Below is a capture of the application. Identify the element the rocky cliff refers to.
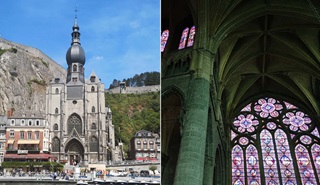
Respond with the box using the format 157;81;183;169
0;38;66;115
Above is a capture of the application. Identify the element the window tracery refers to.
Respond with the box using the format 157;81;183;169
231;97;320;185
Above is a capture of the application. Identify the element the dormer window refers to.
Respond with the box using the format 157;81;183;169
28;120;32;126
11;119;15;125
36;120;40;126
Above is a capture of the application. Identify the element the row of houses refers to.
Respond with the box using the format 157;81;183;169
0;110;160;165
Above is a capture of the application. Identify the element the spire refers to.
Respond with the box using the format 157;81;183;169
71;5;80;45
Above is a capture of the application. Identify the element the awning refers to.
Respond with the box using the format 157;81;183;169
17;140;40;144
4;153;56;160
7;140;14;144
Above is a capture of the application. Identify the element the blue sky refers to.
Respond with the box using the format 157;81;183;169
0;0;160;88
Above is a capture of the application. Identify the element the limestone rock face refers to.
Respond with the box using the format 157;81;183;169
0;38;66;115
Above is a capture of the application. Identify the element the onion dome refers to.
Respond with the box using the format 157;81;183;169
66;17;86;65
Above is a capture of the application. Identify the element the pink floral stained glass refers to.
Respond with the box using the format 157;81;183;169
186;26;196;47
254;97;282;118
233;114;259;133
283;111;311;132
232;145;245;185
178;27;189;49
160;30;169;52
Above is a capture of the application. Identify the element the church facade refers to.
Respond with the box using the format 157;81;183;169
46;17;115;165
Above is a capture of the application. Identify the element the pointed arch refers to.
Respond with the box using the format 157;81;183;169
67;113;82;135
178;27;189;49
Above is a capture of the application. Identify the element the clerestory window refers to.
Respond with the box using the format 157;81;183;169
178;26;196;50
231;97;320;185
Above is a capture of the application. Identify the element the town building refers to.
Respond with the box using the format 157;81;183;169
129;130;160;162
0;115;8;164
4;110;54;162
161;0;320;185
46;16;116;166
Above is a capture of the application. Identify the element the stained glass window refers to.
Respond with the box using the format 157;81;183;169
187;26;196;47
161;30;169;52
178;27;189;50
178;26;196;50
231;97;320;185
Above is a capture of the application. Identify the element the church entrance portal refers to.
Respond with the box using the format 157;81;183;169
65;139;84;165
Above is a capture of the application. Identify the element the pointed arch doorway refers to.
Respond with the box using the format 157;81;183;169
65;139;84;165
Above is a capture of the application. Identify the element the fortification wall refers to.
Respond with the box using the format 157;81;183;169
105;85;160;94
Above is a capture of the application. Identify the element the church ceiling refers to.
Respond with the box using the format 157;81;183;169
162;0;320;121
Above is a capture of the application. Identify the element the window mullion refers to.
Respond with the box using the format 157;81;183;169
272;131;283;185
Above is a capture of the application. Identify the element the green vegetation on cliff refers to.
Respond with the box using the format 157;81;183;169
105;92;160;152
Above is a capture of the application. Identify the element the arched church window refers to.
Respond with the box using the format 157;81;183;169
90;136;98;152
55;88;59;94
67;114;82;135
91;123;96;130
178;26;196;50
161;29;169;52
92;106;95;113
187;26;196;47
91;86;95;92
52;137;60;152
73;64;77;72
231;97;320;185
54;123;58;131
178;27;189;50
55;108;59;114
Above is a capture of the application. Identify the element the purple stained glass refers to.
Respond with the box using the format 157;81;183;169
232;145;245;184
254;97;282;118
239;137;249;145
300;135;312;145
186;26;195;47
283;110;311;132
160;30;169;52
311;128;320;137
260;129;279;184
241;103;251;112
232;97;320;185
233;114;258;133
295;144;316;184
267;122;277;130
284;101;297;109
275;129;297;184
312;144;320;182
246;145;260;185
178;27;189;49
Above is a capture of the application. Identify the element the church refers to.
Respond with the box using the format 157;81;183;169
161;0;320;185
46;16;115;165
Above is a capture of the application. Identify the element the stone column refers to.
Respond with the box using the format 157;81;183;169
173;49;212;185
